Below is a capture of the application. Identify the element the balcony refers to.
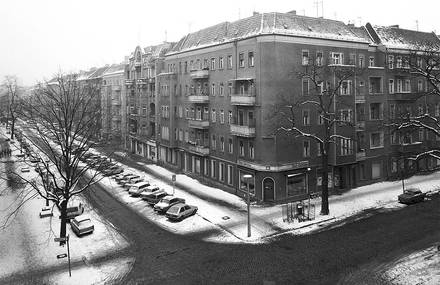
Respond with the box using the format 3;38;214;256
230;124;256;137
388;92;423;101
356;151;366;161
230;94;256;106
188;119;210;129
188;95;210;104
188;144;210;156
125;79;134;86
190;69;209;80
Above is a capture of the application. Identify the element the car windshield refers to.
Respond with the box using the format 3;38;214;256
167;206;180;214
78;219;92;227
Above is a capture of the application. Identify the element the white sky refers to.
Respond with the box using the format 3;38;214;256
1;0;439;86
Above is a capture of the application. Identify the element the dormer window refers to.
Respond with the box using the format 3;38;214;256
369;57;375;67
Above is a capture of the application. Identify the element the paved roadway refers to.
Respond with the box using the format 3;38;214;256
83;179;440;284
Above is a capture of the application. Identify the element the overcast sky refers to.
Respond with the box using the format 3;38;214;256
1;0;439;86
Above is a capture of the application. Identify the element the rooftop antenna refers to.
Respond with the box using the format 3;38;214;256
415;20;419;31
314;0;323;17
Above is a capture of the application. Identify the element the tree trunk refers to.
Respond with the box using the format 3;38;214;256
59;199;68;245
10;118;14;140
320;140;330;215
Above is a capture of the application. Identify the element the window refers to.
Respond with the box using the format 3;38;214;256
239;53;245;68
372;162;382;179
390;131;399;145
220;110;224;124
239;140;245;156
404;79;411;93
417;57;423;68
418;80;423;92
184;130;189;142
340;80;352;95
228;82;233;95
389;104;396;119
249;142;254;159
370;132;384;148
228;110;232;124
369;77;383;94
211;160;216;178
303;140;310;157
418;128;424;141
396;56;402;68
219;83;224;96
219;162;225;182
318;112;324;125
211;83;216;96
396;79;403;93
340;138;353;156
211;134;216;149
317;142;323;156
418;104;423;115
302;79;309;95
220;137;225;152
331;52;344;65
388;55;394;69
204;107;209;119
210;58;216;70
359;54;365;68
340;109;353;122
227;55;233;69
401;131;412;144
179;129;183;141
302;50;309;65
370;103;382;120
369;56;375;67
316;51;323;66
228;138;233;153
389;79;395;94
211;109;216;122
248;52;254;67
302;109;310;125
219;57;224;69
287;174;307;197
349;53;356;65
227;165;233;185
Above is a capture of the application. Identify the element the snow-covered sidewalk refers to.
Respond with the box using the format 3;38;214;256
95;149;440;242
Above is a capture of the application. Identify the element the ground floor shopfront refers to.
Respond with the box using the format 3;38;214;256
128;136;157;162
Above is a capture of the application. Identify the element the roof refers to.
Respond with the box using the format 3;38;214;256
88;66;110;79
169;12;372;54
102;63;125;77
369;24;440;50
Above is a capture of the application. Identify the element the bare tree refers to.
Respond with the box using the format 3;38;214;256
272;60;359;215
2;75;22;139
6;73;107;242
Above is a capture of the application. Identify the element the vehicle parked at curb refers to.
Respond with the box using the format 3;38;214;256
154;196;185;213
39;206;53;218
102;165;123;176
128;181;151;197
21;167;30;173
398;188;426;204
141;190;168;205
166;203;198;221
70;215;94;236
119;174;140;185
123;178;144;190
115;173;133;182
60;202;85;220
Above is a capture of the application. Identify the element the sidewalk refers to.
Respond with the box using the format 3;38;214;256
95;147;440;242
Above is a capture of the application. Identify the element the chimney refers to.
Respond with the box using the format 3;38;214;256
288;10;297;15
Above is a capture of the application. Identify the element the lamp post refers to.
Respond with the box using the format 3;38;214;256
243;174;253;237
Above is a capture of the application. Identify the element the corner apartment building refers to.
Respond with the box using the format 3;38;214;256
101;64;125;143
149;11;440;203
124;43;172;161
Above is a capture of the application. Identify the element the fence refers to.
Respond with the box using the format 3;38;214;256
282;200;316;223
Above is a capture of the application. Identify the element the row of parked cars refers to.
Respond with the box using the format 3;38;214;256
80;153;124;176
115;173;198;221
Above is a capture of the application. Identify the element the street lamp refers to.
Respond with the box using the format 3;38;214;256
243;174;253;237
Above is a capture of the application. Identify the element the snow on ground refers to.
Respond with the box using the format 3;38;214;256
0;130;133;284
382;245;440;284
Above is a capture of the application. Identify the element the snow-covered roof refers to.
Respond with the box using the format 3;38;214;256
169;12;372;54
102;63;125;77
371;24;440;50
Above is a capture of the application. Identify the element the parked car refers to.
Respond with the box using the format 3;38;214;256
398;188;426;204
102;165;123;176
119;174;140;185
141;190;168;205
61;202;85;220
128;181;151;196
123;178;144;190
39;206;53;218
21;167;30;173
166;203;198;221
154;196;185;213
70;215;94;236
115;173;133;182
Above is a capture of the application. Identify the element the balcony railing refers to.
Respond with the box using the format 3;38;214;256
188;95;210;103
190;69;209;80
230;124;256;137
230;94;256;106
125;79;134;85
188;144;210;156
188;119;210;129
388;92;423;101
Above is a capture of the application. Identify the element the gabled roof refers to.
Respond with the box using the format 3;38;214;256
368;24;440;50
169;12;372;54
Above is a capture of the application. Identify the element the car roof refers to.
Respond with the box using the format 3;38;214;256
169;203;186;209
74;215;91;222
134;181;149;187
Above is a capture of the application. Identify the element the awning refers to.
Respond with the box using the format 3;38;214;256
287;173;305;178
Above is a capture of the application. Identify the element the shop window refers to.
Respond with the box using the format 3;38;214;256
286;174;307;197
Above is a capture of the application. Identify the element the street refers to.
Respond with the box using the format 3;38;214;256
81;177;440;284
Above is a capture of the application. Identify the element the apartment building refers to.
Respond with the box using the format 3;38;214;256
124;43;172;161
101;64;125;143
148;11;440;203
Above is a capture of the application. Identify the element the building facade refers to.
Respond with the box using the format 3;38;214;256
124;11;440;203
